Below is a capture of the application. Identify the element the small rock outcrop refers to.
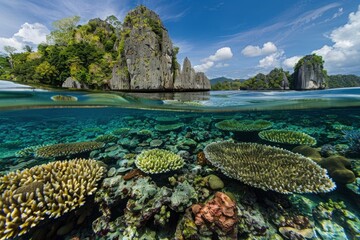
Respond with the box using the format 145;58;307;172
109;6;210;91
62;77;89;89
281;72;289;90
293;54;327;90
173;57;210;90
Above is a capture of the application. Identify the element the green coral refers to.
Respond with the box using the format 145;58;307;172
259;130;317;146
319;156;356;183
203;141;336;194
215;119;273;132
154;123;184;132
135;149;184;174
292;145;322;163
35;141;104;158
95;134;118;143
50;95;78;101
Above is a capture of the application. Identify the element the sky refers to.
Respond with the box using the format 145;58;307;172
0;0;359;79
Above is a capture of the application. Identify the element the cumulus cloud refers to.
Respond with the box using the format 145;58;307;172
194;47;233;72
258;50;284;69
312;5;360;74
205;47;233;61
282;56;302;69
194;61;215;72
0;22;49;53
14;23;49;44
241;42;278;57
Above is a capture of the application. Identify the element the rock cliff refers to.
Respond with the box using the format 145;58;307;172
294;54;327;90
109;5;210;91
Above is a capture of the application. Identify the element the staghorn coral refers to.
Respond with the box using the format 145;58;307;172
135;149;184;174
215;119;273;132
35;141;104;158
0;158;106;239
203;141;336;194
192;192;238;238
259;130;317;146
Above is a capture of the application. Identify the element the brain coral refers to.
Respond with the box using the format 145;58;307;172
0;158;106;239
215;119;272;132
35;141;104;158
135;149;184;174
203;141;335;194
259;130;317;146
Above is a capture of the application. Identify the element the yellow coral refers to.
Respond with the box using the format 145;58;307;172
203;141;335;194
35;141;104;158
0;158;106;239
135;149;184;174
215;119;272;132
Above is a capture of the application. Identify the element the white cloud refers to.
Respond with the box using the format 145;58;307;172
312;5;360;74
194;61;214;72
0;37;23;52
215;63;229;68
283;56;302;69
258;50;284;69
194;47;233;72
0;22;49;53
241;42;277;57
205;47;233;61
14;23;49;44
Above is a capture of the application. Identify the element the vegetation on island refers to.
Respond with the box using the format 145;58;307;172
212;68;291;90
212;54;360;90
0;15;120;88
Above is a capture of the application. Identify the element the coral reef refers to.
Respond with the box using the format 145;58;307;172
191;192;238;238
35;141;104;158
319;155;356;183
259;130;317;146
292;145;322;162
215;119;273;132
95;134;119;143
50;95;78;101
0;158;106;239
204;141;336;194
154;123;185;132
135;148;184;174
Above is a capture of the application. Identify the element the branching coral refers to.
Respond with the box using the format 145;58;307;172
135;149;184;174
215;119;272;132
259;130;317;146
0;158;106;239
35;141;104;158
203;141;335;194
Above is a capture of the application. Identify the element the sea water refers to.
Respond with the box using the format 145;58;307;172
0;81;359;239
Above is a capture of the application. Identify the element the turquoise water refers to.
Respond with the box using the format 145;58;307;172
0;81;360;239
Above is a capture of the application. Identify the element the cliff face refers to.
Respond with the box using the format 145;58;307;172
294;55;327;90
109;6;210;91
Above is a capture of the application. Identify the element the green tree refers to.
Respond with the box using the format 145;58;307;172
23;45;33;53
47;16;81;45
3;45;17;68
35;61;58;84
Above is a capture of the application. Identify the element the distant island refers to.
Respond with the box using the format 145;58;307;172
211;54;360;91
0;5;210;92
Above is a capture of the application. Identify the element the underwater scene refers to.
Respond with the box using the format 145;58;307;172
1;85;360;240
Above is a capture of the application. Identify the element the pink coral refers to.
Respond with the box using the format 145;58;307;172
192;192;238;234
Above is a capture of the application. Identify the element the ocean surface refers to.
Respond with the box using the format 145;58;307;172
0;80;359;239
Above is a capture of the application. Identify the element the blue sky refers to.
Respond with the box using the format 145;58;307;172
0;0;359;79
